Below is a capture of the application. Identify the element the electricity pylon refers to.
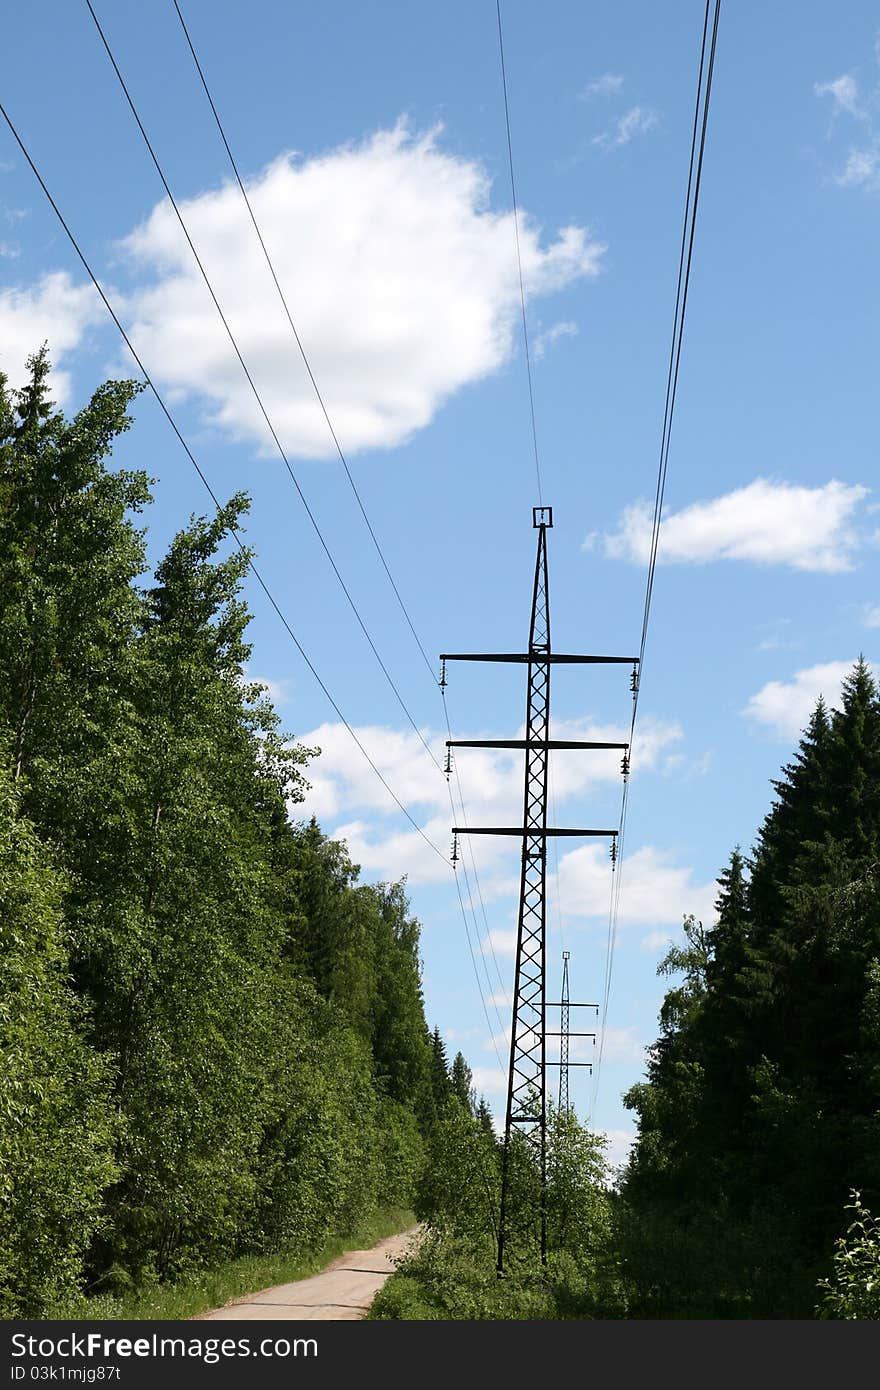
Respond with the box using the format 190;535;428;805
558;951;572;1114
442;506;637;1271
546;951;599;1117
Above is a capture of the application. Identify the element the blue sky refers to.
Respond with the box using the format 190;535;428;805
2;1;879;1167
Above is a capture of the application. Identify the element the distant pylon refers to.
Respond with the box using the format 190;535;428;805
558;951;571;1114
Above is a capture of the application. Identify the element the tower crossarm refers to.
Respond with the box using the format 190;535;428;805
447;739;629;751
453;826;617;838
439;652;638;665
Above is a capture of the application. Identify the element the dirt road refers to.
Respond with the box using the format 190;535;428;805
197;1228;419;1321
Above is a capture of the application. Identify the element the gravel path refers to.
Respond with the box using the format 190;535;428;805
197;1228;419;1321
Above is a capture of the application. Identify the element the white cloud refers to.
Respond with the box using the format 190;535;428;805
534;319;578;359
864;605;880;629
470;1064;507;1100
330;815;453;885
600;478;869;573
814;73;863;119
558;842;718;927
482;929;517;960
593;106;658;151
601;1127;636;1170
836;144;880;191
640;928;678;954
581;73;625;99
487;989;512;1010
119;122;604;458
814;54;880;193
0;272;104;405
597;1026;645;1064
0;241;20;260
743;659;875;740
294;721;444;822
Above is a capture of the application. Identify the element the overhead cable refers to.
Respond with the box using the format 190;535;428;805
593;0;722;1112
85;0;442;778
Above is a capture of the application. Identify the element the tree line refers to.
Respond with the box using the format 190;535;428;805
0;351;484;1317
619;656;880;1316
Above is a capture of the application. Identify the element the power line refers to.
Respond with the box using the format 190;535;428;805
167;0;512;1028
593;0;722;1111
442;688;508;998
495;0;543;507
90;0;518;1070
169;0;437;687
84;0;442;779
0;94;446;869
168;0;515;1028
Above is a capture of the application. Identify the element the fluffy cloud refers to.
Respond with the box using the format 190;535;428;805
599;478;869;572
865;605;880;629
118;122;604;458
558;842;718;927
470;1065;507;1101
330;815;453;885
592;106;658;151
0;272;104;405
743;660;875;740
596;1026;645;1064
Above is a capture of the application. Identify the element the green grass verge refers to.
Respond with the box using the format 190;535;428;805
55;1208;416;1321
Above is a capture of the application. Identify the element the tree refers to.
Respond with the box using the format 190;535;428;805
0;352;149;806
451;1051;475;1113
0;767;117;1316
476;1096;495;1140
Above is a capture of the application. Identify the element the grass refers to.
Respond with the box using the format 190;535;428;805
56;1208;416;1321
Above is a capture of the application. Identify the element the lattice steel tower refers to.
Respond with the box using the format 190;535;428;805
558;951;572;1114
442;507;637;1271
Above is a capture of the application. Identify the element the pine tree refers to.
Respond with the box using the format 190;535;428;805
476;1096;495;1139
622;663;880;1316
451;1051;475;1112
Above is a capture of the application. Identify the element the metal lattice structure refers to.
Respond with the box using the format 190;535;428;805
499;510;552;1266
558;951;571;1114
442;507;638;1271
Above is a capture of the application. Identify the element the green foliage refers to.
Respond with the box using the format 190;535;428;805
376;1099;426;1210
621;660;880;1317
0;351;463;1316
415;1096;501;1243
375;1105;627;1320
54;1209;415;1321
0;769;117;1317
451;1051;475;1112
816;1192;880;1319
